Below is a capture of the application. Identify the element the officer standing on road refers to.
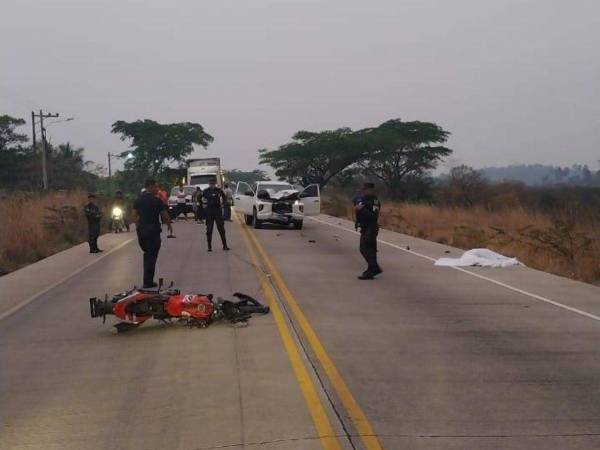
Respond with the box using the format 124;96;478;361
355;182;383;280
132;179;173;288
84;194;103;253
202;177;229;252
193;186;204;224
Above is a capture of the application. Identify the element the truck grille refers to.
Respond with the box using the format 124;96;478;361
273;202;292;214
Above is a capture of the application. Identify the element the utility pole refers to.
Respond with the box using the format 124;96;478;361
108;152;112;177
31;111;37;156
32;110;59;190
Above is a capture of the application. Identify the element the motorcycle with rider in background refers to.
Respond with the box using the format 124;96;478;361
111;190;130;233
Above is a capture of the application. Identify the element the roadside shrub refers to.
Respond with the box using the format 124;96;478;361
0;190;90;275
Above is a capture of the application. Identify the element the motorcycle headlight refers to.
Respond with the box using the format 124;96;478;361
112;207;123;217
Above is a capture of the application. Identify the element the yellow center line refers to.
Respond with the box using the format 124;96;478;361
233;213;343;450
244;224;383;450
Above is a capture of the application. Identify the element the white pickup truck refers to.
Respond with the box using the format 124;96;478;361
234;181;320;229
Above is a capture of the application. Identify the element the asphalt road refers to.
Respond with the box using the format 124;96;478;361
2;213;600;450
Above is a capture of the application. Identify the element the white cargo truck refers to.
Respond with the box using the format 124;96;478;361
187;158;223;189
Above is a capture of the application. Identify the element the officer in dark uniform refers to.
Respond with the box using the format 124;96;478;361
132;179;173;288
84;194;103;253
193;186;204;224
201;177;229;252
355;182;383;280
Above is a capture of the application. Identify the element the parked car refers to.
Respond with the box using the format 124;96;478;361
167;186;196;218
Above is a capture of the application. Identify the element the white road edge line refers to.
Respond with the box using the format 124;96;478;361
310;216;600;322
0;238;135;322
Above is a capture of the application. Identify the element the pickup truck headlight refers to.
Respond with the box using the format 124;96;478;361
258;204;264;212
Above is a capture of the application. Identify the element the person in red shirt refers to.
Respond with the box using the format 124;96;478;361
157;185;168;207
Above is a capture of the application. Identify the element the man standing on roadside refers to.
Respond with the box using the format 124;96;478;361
202;177;229;252
223;183;233;221
132;179;173;288
84;194;103;253
355;182;382;280
174;184;188;220
193;186;204;224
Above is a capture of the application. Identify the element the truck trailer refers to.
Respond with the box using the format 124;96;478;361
187;158;223;189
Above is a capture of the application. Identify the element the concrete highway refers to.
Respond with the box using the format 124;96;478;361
2;212;600;450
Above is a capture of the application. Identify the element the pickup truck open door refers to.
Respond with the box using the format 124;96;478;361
234;182;254;216
299;184;320;216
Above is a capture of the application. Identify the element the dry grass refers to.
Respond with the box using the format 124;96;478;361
0;190;90;276
323;193;600;284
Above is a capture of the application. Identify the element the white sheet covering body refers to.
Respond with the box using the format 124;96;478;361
434;248;522;268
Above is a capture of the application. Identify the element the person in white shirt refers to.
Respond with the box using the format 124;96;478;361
223;183;233;221
174;184;188;220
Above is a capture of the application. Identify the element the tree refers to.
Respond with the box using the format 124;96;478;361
111;120;214;176
443;165;487;206
0;115;28;151
0;115;35;189
259;128;362;188
358;119;452;196
228;169;268;185
48;142;98;190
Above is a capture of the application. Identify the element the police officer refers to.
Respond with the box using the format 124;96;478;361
84;194;103;253
193;186;204;224
202;177;229;252
132;179;173;288
355;182;383;280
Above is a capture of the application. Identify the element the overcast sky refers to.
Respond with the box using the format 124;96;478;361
2;0;599;173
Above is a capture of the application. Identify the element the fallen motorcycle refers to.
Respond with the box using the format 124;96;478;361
89;280;269;333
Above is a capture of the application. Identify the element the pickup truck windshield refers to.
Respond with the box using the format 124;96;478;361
259;184;294;193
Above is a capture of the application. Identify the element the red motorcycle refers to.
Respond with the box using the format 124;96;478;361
89;280;269;333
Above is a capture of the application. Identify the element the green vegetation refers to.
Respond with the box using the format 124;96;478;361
0;114;215;197
111;119;213;176
227;169;268;185
0;114;99;191
259;118;452;197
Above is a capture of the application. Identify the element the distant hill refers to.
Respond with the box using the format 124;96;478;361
480;164;555;185
478;164;598;186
